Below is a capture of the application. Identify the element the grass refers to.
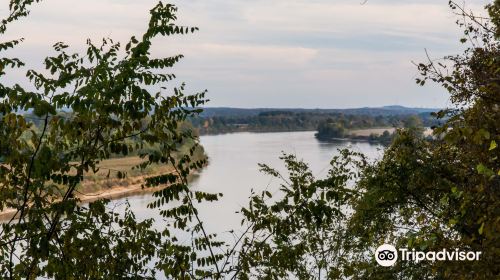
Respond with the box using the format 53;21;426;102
349;127;396;137
79;145;207;195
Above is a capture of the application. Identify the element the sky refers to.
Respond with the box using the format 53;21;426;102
1;0;491;108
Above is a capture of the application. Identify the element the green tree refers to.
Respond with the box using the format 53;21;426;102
0;1;225;279
231;152;366;279
316;120;347;139
347;1;500;278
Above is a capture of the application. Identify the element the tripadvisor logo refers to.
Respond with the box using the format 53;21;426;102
374;244;482;267
375;244;398;267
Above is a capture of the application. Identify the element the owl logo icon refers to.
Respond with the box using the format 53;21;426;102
375;244;398;266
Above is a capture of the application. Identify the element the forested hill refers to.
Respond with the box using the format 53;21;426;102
191;106;440;135
198;106;439;118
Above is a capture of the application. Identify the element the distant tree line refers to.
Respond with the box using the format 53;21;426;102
315;115;425;144
190;111;438;135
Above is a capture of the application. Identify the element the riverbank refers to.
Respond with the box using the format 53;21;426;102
315;127;433;144
199;128;316;136
0;179;163;220
0;155;203;221
199;127;397;137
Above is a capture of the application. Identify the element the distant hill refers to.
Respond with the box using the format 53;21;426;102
199;106;439;117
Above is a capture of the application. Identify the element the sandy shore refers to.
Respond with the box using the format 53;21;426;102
0;176;175;221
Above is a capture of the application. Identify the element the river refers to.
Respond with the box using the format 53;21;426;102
110;131;384;235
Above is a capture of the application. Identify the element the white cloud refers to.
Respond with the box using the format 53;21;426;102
0;0;492;108
192;43;318;65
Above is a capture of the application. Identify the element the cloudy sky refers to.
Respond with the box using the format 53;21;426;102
1;0;491;108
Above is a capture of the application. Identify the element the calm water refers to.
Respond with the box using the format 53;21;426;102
110;131;384;234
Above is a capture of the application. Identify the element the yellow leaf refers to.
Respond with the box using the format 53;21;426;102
489;140;497;151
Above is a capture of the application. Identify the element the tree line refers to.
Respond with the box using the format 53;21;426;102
190;111;437;136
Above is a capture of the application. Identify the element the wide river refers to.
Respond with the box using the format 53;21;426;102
111;131;384;235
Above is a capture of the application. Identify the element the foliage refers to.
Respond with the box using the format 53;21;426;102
347;1;500;278
0;1;225;279
367;130;395;145
232;152;366;279
316;120;347;139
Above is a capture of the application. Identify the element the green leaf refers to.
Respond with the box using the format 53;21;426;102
489;140;497;151
478;223;485;235
476;164;495;177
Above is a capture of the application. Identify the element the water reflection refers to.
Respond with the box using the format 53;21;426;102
110;131;384;234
